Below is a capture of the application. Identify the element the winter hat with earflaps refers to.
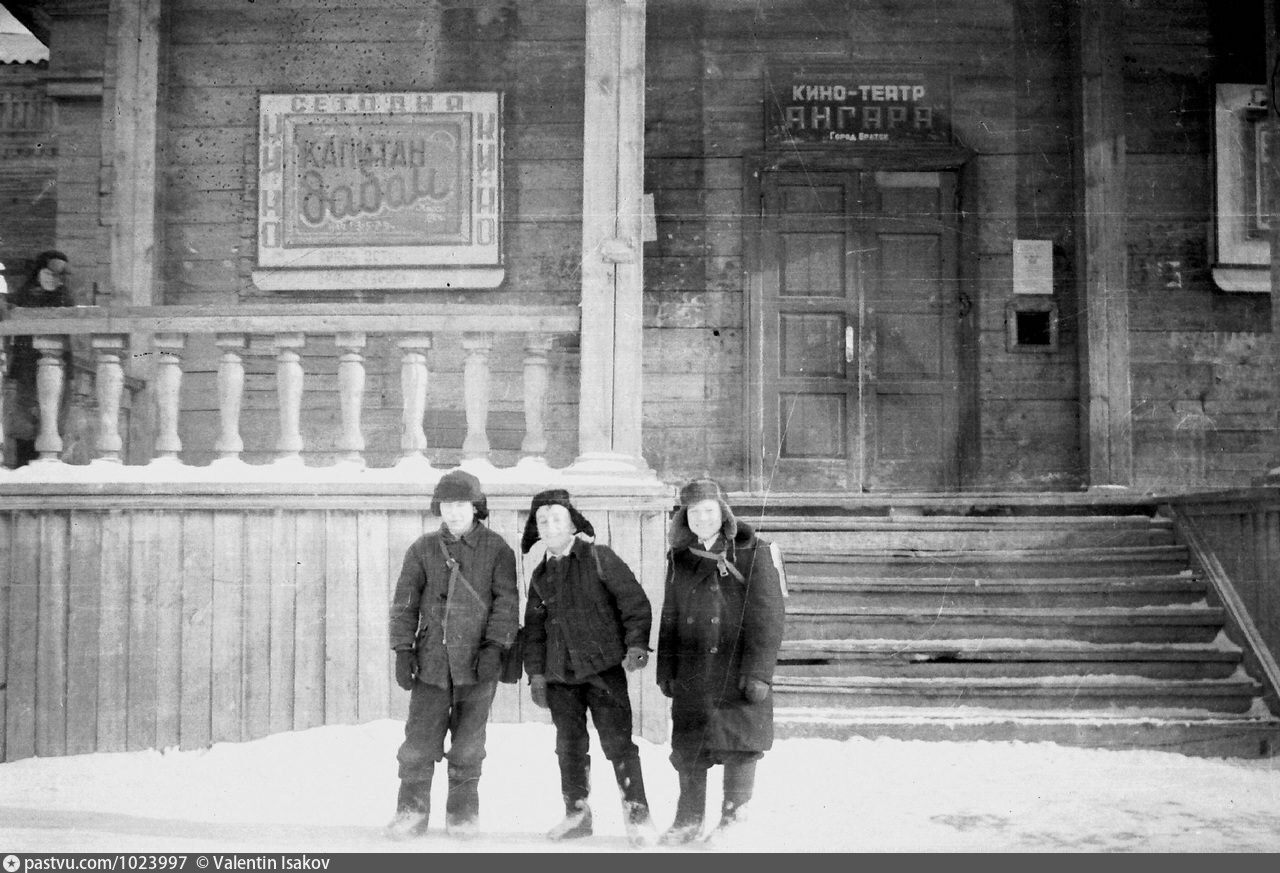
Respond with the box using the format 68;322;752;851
521;488;595;553
668;476;738;550
430;469;489;520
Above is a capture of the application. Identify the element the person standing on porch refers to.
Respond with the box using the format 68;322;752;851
657;477;786;845
385;469;519;840
520;489;657;847
2;250;71;467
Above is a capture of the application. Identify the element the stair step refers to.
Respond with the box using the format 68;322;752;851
770;706;1280;758
785;575;1206;608
784;544;1190;577
752;514;1171;530
729;494;1162;517
771;674;1262;713
784;605;1226;643
722;502;1280;757
776;638;1242;679
757;516;1175;550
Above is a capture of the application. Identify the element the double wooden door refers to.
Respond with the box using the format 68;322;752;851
755;169;961;492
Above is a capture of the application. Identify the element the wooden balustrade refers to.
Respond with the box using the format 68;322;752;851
1164;491;1280;715
0;304;580;470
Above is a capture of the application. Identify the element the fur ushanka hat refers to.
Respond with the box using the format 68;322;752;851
430;469;489;520
521;488;595;553
668;477;737;548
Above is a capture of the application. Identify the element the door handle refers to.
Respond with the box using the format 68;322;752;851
860;309;876;382
845;325;854;364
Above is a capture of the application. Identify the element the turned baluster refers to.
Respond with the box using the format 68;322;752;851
462;333;493;460
273;333;306;462
0;344;7;457
336;331;367;465
397;333;432;462
214;333;247;461
521;333;553;459
152;332;185;461
91;334;128;462
32;336;67;461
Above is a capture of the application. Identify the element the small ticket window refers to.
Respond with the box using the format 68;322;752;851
1006;299;1058;353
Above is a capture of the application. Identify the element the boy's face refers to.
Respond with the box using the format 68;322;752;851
687;498;723;542
439;500;476;536
536;504;576;555
38;258;67;292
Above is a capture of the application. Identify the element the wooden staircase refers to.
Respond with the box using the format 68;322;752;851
738;497;1280;758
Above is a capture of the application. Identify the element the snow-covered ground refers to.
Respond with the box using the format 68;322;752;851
2;719;1279;853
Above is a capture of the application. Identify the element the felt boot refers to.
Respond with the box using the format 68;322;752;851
546;797;593;840
445;763;480;839
659;768;707;845
706;758;757;843
384;775;432;840
614;756;657;848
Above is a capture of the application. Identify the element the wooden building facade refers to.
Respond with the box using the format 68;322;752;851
4;0;1280;761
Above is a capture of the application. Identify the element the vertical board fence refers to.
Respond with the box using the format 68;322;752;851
0;485;673;762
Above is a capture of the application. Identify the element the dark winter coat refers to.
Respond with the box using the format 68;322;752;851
523;537;651;683
388;521;519;687
657;520;786;754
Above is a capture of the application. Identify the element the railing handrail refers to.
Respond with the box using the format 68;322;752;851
0;303;581;336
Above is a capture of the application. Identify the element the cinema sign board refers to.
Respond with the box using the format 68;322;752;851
254;92;503;291
766;68;952;148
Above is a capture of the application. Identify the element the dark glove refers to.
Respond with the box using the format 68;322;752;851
395;649;417;691
739;675;770;704
529;674;549;709
658;679;674;698
475;643;504;682
623;646;650;672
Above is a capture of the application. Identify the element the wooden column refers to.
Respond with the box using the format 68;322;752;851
1071;0;1132;488
109;0;162;308
574;0;650;473
1266;2;1280;480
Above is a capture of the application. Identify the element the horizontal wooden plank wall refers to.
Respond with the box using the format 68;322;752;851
0;493;672;762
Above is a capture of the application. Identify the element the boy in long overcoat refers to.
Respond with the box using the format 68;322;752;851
521;489;657;846
657;477;786;845
386;469;519;839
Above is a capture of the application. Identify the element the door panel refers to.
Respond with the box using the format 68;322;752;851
862;176;959;489
760;172;862;491
757;169;959;492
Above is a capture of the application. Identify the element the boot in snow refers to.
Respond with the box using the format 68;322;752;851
384;778;432;840
614;755;657;847
706;758;757;843
547;756;592;840
546;798;593;840
659;768;707;845
445;763;480;839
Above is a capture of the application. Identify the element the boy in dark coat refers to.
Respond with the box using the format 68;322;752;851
657;477;786;845
521;488;657;846
386;469;519;840
3;250;71;466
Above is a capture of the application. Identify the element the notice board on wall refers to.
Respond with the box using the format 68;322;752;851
253;91;503;292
